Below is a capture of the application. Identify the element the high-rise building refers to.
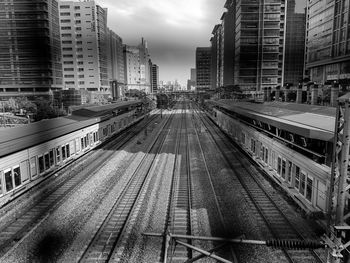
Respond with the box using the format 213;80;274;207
233;0;286;92
196;47;211;92
124;38;152;94
305;0;350;89
0;0;62;98
151;64;159;93
58;0;109;92
107;28;125;99
190;68;196;83
283;0;306;86
211;24;222;90
220;0;235;87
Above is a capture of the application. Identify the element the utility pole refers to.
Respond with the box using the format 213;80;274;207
325;93;350;263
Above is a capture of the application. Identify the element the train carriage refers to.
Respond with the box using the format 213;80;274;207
207;100;334;215
0;100;148;207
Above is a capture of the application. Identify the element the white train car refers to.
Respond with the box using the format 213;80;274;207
0;101;147;207
207;101;334;216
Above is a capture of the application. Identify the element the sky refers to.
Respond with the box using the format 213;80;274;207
97;0;306;86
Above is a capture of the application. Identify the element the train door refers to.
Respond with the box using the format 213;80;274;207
30;156;38;179
20;160;30;185
316;180;326;211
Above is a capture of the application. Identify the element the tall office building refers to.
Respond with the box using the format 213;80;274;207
234;0;286;92
58;0;109;92
211;24;222;90
305;0;350;88
107;28;125;99
151;64;159;93
124;38;152;94
283;0;306;86
0;0;62;98
196;47;211;92
220;0;235;87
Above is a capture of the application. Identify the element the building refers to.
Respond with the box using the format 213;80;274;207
283;0;306;87
124;38;152;94
190;68;196;83
233;0;286;93
58;0;109;93
151;64;159;93
220;0;235;87
0;0;63;99
187;68;196;91
196;47;212;92
305;0;350;102
211;25;222;90
107;28;125;100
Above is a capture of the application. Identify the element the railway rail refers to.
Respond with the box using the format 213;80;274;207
0;112;161;259
193;105;324;263
77;109;176;262
163;101;194;262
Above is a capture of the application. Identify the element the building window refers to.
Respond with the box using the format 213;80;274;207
62;33;72;38
63;54;73;58
75;20;81;24
60;12;71;16
74;6;80;10
60;5;70;9
64;61;74;65
61;26;71;30
76;41;82;45
75;13;81;17
62;40;72;44
79;81;85;85
64;74;74;78
61;19;71;23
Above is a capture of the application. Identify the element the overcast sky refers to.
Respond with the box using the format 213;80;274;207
96;0;306;86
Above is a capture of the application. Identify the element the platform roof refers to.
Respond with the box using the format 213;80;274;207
0;116;101;158
211;100;336;141
71;100;141;117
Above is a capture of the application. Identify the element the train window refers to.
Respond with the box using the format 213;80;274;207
84;135;88;147
95;131;99;141
30;157;37;177
66;144;70;158
44;153;50;170
277;157;282;176
5;169;13;192
294;166;300;190
287;162;292;183
49;150;54;167
81;138;84;149
89;133;93;146
281;159;286;179
13;166;21;187
306;177;313;202
264;148;268;163
299;171;306;195
93;133;96;142
56;147;61;164
62;146;66;160
39;156;45;174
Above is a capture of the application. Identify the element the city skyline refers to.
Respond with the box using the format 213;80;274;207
75;0;307;85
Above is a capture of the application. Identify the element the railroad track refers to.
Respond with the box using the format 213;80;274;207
77;108;176;262
0;112;162;259
194;106;324;263
164;101;194;262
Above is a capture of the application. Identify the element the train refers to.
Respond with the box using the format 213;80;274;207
205;100;333;216
0;100;150;207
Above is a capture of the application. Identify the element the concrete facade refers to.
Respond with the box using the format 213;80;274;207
0;0;63;98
